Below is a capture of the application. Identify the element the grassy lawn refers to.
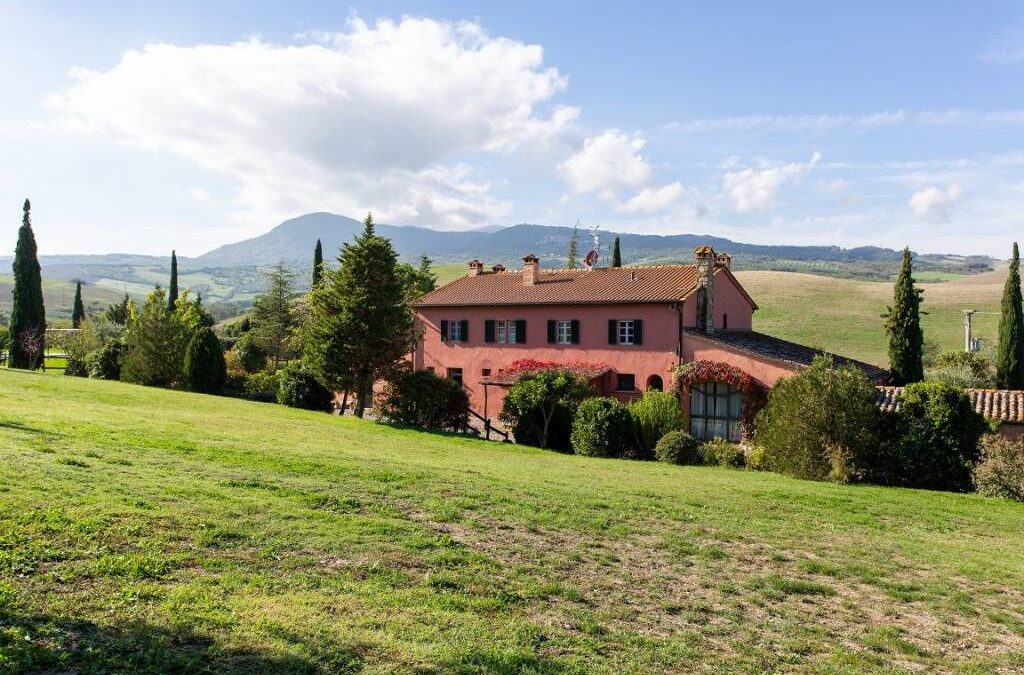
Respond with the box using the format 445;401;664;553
738;269;1006;367
1;372;1023;673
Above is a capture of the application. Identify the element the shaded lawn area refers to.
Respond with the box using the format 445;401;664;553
1;370;1023;674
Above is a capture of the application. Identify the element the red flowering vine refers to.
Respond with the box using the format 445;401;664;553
673;360;766;439
488;358;610;385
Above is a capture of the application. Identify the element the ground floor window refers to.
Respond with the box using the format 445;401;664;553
447;368;463;386
646;374;663;391
690;381;742;442
615;373;636;391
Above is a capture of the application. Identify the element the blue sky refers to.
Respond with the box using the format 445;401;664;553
1;1;1022;256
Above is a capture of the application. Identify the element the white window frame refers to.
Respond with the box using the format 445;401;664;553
447;320;464;342
496;319;517;344
556;319;572;345
617;320;635;345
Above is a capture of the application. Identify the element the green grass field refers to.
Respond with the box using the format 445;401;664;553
738;269;1006;367
1;371;1023;673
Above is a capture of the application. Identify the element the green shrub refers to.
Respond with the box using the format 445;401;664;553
376;368;469;431
744;445;768;471
629;391;685;458
877;381;989;491
701;439;746;468
756;356;881;482
926;350;995;388
231;332;267;374
571;397;633;458
500;370;590;450
653;430;701;465
973;434;1024;500
242;370;281;403
87;341;126;380
277;363;334;412
182;327;227;394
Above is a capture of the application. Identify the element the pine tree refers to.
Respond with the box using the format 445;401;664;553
611;237;622;268
166;250;179;312
182;326;227;393
567;225;579;269
9;199;46;369
122;286;189;386
303;212;414;417
71;281;85;328
996;242;1024;389
104;294;131;325
884;248;924;384
312;239;324;287
251;264;297;369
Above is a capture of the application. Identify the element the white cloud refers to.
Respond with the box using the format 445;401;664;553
557;130;653;196
908;183;963;221
617;182;683;213
668;111;906;133
46;17;576;229
722;151;821;213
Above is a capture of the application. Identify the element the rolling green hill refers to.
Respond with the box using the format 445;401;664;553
1;371;1023;673
738;268;1006;367
0;274;129;325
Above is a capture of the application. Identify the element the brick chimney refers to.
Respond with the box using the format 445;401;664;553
492;263;506;273
467;259;484;277
522;254;539;285
694;245;715;332
715;252;732;269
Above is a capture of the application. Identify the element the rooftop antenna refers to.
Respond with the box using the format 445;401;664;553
583;225;601;269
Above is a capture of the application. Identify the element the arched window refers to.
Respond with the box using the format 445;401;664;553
646;374;664;391
690;382;742;442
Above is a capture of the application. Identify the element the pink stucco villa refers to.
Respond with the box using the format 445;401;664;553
412;245;886;441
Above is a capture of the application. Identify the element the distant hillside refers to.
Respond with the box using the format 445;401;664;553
0;274;129;324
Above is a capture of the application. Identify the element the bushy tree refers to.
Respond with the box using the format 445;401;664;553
500;370;590;450
926;350;994;388
231;332;267;373
87;340;126;380
303;213;414;417
166;250;179;312
9;199;46;369
104;294;131;325
396;255;437;301
278;363;334;411
122;287;189;386
71;281;85;328
611;236;622;268
654;430;701;465
883;248;924;384
571;397;633;458
877;381;988;491
629;391;685;457
973;434;1024;501
251;264;297;369
376;368;469;431
183;326;227;393
756;356;881;482
996;242;1024;389
57;320;101;377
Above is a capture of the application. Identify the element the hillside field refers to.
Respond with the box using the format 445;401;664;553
1;372;1023;673
738;269;1007;367
0;274;127;325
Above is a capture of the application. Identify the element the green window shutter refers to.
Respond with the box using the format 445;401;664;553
460;320;469;342
515;319;527;343
571;319;580;344
634;319;644;345
440;320;449;342
608;319;617;345
547;320;556;343
484;320;495;343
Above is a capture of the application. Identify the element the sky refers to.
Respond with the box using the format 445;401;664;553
0;1;1022;257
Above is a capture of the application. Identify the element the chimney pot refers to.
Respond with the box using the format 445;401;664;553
522;254;540;285
467;259;484;277
492;263;506;273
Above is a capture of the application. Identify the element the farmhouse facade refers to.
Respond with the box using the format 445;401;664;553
413;246;886;441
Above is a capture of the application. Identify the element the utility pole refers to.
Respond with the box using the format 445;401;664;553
963;309;977;352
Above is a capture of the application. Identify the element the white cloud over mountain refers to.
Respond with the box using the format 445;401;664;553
722;152;821;213
47;17;577;228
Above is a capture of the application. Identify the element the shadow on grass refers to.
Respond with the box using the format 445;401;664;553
0;607;363;674
0;419;59;436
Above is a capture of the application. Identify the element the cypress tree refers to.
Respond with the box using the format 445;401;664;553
883;248;924;384
611;237;622;267
303;212;414;417
9;199;46;369
183;326;227;393
313;239;324;287
567;225;579;269
996;242;1024;389
71;281;85;328
166;250;179;312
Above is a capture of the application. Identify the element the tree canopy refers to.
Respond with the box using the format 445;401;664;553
9;199;46;369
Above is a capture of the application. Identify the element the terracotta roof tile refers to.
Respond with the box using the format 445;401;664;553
415;264;703;307
876;386;1024;423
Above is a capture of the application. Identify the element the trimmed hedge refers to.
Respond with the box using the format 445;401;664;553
653;430;701;465
571;397;633;458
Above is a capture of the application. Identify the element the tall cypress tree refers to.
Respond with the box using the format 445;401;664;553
883;248;924;384
303;212;414;417
71;281;85;328
566;225;579;269
312;239;324;287
996;242;1024;389
9;199;46;369
611;237;622;267
166;250;179;312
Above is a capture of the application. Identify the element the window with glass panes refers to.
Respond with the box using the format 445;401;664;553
556;320;572;344
617;320;635;345
496;320;517;344
689;382;743;442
